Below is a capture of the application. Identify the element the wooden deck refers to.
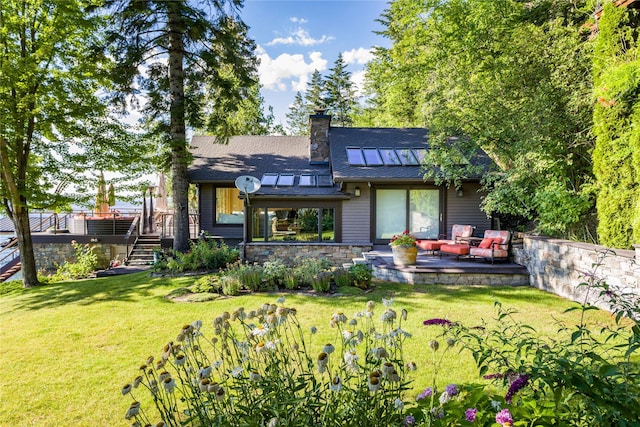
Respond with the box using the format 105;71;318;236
363;246;530;286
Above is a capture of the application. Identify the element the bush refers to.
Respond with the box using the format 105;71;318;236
262;258;288;288
310;271;332;293
292;257;332;287
349;264;372;289
333;267;352;287
122;298;413;426
49;241;98;281
156;238;239;273
224;262;264;292
417;251;640;426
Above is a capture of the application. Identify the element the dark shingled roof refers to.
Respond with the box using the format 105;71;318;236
329;127;492;182
329;128;430;182
188;135;344;197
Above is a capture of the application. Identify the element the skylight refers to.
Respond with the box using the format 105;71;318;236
261;173;278;186
276;174;294;186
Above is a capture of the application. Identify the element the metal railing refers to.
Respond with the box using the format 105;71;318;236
158;213;199;238
124;216;141;260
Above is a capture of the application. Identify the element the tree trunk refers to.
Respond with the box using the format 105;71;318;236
167;3;190;252
12;207;39;287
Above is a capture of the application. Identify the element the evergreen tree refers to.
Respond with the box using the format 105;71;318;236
107;0;257;252
286;91;309;135
592;3;640;248
306;69;327;112
324;53;356;127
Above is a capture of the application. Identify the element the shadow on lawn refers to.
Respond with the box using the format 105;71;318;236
4;271;174;312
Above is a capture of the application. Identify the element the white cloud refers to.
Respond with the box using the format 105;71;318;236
256;46;328;92
290;17;308;24
267;27;334;47
342;47;374;65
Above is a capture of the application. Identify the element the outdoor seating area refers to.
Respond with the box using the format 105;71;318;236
416;224;511;263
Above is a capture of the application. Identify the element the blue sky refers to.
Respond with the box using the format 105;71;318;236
241;0;390;128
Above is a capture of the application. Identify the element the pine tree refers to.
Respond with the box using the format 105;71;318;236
324;54;356;127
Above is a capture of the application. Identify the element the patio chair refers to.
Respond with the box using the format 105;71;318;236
469;230;510;264
418;224;475;257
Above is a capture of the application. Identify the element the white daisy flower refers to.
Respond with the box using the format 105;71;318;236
330;375;342;392
323;343;335;354
231;366;243;378
394;398;404;410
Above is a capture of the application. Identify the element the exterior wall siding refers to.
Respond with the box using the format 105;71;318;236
445;183;491;237
341;184;372;243
199;184;215;231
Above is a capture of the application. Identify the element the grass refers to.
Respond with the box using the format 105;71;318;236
0;272;616;426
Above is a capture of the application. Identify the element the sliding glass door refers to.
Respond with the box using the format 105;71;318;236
375;188;440;241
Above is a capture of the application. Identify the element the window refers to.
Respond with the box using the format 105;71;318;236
276;174;294;186
380;148;401;165
299;174;316;187
250;207;335;242
215;188;243;224
261;174;278;186
396;149;418;165
317;175;333;187
362;148;383;165
346;147;365;165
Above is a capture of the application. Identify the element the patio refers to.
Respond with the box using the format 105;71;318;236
362;245;530;286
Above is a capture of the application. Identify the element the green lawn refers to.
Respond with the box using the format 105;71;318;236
0;273;615;426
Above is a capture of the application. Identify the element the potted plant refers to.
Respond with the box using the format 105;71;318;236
389;230;418;266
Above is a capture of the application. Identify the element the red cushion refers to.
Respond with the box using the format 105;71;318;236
440;244;470;255
478;238;493;249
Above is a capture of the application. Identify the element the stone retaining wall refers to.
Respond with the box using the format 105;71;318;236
374;267;530;286
244;243;372;266
33;242;125;273
512;236;640;308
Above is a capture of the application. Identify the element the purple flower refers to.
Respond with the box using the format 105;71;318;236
417;387;434;401
403;415;415;426
445;383;458;396
465;408;477;422
505;374;529;404
423;318;455;326
496;409;513;426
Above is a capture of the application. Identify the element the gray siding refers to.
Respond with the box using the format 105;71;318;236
199;185;244;239
341;184;372;243
445;183;491;237
199;184;215;230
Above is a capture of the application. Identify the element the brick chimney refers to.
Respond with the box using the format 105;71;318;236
309;109;331;164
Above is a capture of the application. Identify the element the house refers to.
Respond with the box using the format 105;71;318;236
188;112;494;265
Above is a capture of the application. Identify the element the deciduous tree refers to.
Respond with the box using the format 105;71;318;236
361;0;595;238
0;0;109;287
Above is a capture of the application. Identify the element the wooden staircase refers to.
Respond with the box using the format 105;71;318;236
126;235;160;266
0;260;21;283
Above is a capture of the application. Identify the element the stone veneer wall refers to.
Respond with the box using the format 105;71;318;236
244;243;371;266
512;236;640;308
33;242;124;273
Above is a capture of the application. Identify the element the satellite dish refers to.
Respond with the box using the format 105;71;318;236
235;175;261;194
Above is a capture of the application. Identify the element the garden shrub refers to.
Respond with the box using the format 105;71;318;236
417;251;640;426
154;238;239;273
224;262;264;292
122;251;640;426
310;271;332;293
50;241;98;281
291;256;332;287
218;275;241;296
122;298;413;426
333;267;352;287
191;275;219;294
349;263;372;289
261;258;287;288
